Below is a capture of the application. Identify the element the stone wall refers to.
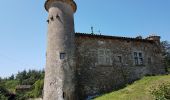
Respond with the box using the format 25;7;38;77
75;33;165;100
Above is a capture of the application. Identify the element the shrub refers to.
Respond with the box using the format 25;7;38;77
150;83;170;100
0;93;7;100
0;85;9;100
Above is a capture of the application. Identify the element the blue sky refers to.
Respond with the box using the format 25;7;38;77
0;0;169;77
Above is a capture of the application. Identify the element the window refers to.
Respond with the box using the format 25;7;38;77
138;53;143;65
63;92;65;99
98;50;105;65
133;52;144;65
60;53;66;59
117;56;122;63
98;49;112;65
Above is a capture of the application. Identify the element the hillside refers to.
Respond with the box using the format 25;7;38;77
94;75;170;100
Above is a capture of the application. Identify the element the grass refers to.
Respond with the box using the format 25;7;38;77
94;75;170;100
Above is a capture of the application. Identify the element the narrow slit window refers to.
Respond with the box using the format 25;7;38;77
60;53;66;59
63;92;65;99
118;56;122;63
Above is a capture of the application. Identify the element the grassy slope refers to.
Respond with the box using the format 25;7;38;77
94;75;170;100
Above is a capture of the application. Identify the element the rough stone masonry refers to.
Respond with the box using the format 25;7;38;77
43;0;166;100
43;0;77;100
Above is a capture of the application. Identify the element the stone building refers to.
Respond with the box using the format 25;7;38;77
75;33;165;99
43;0;165;100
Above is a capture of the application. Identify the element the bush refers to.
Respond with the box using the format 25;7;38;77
4;80;19;93
15;79;44;99
25;79;44;98
150;83;170;100
0;85;9;100
32;79;44;97
0;93;7;100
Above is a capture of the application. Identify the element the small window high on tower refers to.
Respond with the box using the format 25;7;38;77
60;53;66;59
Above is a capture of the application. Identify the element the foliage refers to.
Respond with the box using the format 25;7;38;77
32;79;44;97
4;80;19;93
8;74;15;80
150;82;170;100
0;69;44;99
25;79;44;98
15;92;28;100
161;41;170;72
0;85;9;100
15;79;44;99
0;77;2;82
94;75;170;100
0;93;7;100
16;69;44;85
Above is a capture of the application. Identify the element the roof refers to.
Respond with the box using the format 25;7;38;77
16;85;31;90
45;0;77;12
75;32;154;43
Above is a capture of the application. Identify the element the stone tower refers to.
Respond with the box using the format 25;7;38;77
43;0;77;100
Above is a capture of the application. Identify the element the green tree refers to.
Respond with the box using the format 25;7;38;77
15;69;45;85
16;70;27;84
0;77;2;82
161;41;170;72
8;74;15;80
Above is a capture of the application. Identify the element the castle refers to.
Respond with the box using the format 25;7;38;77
43;0;166;100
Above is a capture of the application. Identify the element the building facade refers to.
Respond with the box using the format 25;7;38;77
75;33;165;99
43;0;165;100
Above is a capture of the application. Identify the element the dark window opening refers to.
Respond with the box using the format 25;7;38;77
134;57;138;65
47;19;49;23
134;52;144;65
139;53;142;57
60;53;66;59
63;92;65;99
134;52;137;57
139;58;144;65
56;14;59;18
50;16;54;21
118;56;122;63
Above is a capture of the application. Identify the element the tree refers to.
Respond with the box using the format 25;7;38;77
15;69;44;85
8;74;15;80
16;70;27;84
161;41;170;72
0;77;2;82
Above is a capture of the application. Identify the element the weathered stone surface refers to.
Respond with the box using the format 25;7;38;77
43;1;76;100
43;0;165;100
75;33;165;99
